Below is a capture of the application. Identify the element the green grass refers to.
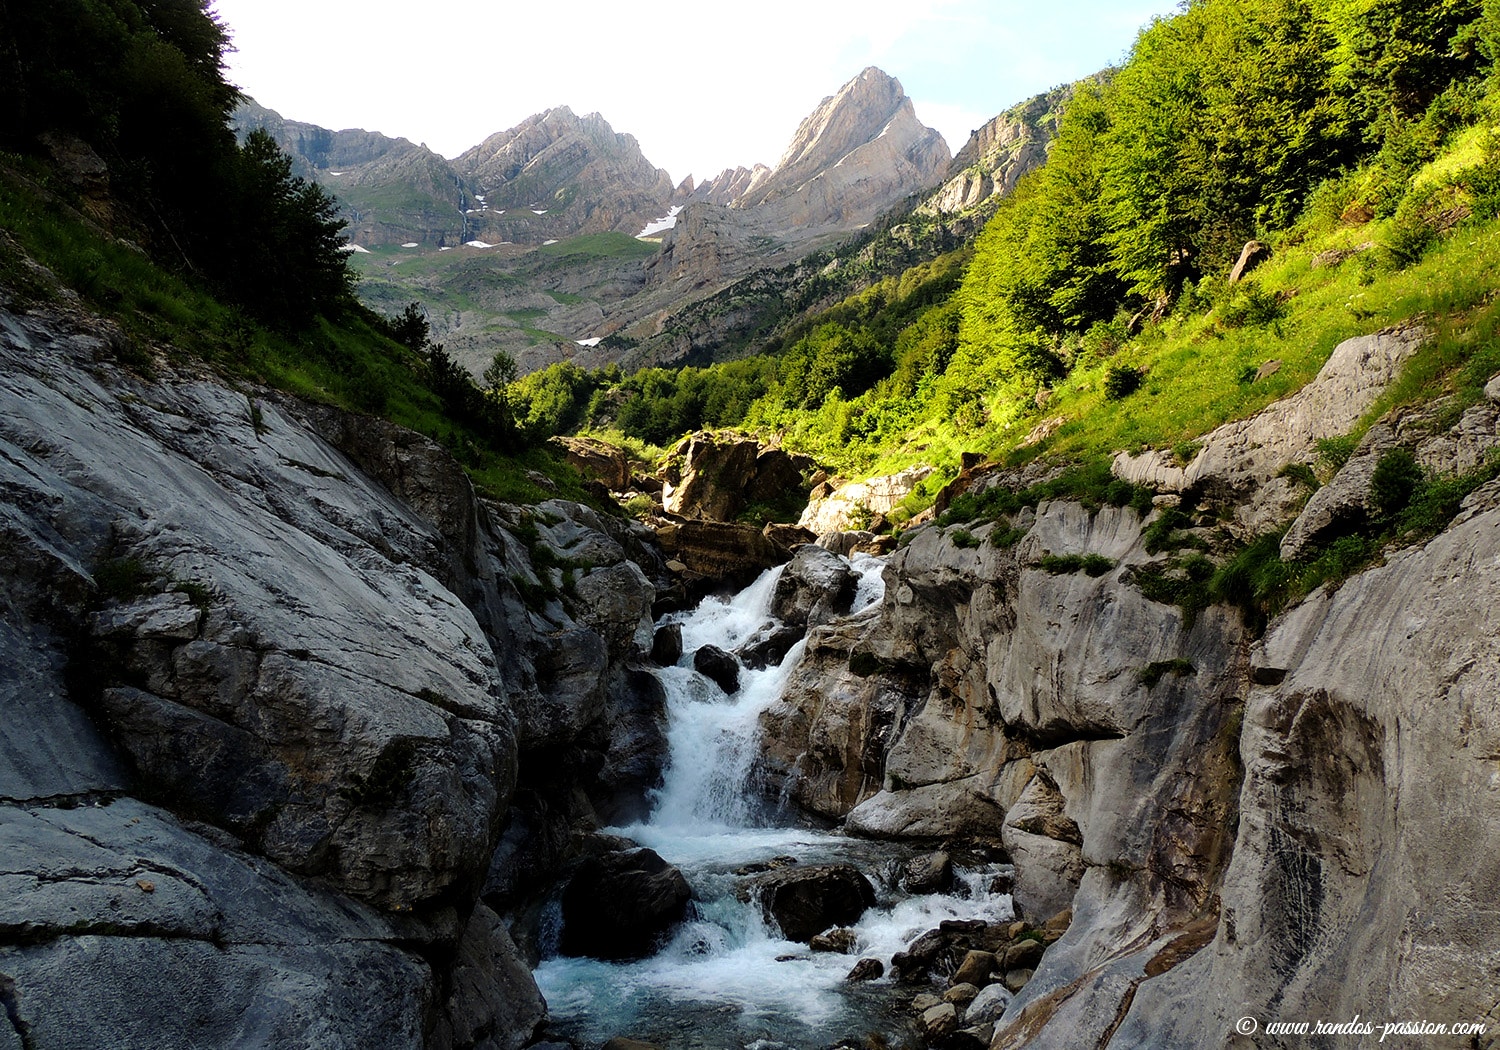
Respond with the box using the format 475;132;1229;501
0;158;591;511
535;232;658;263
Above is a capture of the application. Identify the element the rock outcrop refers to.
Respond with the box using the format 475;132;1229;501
0;289;669;1046
755;353;1500;1045
661;432;812;522
799;465;934;536
1112;325;1425;529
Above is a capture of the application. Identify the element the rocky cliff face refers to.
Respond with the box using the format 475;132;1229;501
757;331;1500;1047
642;69;951;305
0;287;667;1048
453;107;675;244
918;82;1079;218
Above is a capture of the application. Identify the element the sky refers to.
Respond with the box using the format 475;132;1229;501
212;0;1180;186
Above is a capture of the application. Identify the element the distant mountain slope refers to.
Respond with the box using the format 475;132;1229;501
617;81;1081;370
452;107;675;244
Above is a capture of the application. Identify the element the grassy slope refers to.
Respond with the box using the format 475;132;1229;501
0;158;595;507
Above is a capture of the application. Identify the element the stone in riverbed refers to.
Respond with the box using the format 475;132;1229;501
964;981;1014;1025
846;957;884;981
922;1002;959;1038
902;850;953;893
650;623;683;666
809;927;858;953
692;644;740;694
560;848;691;960
750;864;877;943
944;982;980;1006
951;949;996;987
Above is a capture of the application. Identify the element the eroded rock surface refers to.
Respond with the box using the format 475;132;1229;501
0;297;668;1047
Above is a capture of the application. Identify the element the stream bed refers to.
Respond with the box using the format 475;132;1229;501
532;557;1016;1049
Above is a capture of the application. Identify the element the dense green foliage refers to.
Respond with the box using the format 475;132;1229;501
1;0;353;327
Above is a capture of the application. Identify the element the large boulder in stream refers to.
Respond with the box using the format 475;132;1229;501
750;864;877;943
560;848;692;960
771;544;858;629
692;644;741;694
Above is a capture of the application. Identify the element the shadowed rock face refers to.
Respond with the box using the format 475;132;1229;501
0;296;666;1048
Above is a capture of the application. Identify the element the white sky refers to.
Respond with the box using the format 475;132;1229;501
212;1;1178;185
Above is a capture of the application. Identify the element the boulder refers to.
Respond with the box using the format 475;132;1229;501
902;850;953;894
750;864;877;942
549;435;630;491
650;623;683;666
1228;239;1270;283
653;519;789;594
442;903;546;1050
735;623;804;670
1002;968;1035;993
771;544;858;629
661;433;812;522
846;957;885;981
921;1002;959;1039
1486;371;1500;403
809;927;858;953
964;982;1014;1025
1003;937;1046;971
560;848;691;960
944;983;980;1006
951;949;996;987
799;466;934;536
763;523;818;550
692;645;740;694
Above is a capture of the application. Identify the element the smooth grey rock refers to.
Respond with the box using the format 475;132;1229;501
963;981;1014;1025
1280;423;1400;560
1227;239;1270;283
1486;371;1500;403
1112;325;1425;523
771;544;857;629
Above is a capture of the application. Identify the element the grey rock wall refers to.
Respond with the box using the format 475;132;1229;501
0;297;662;1048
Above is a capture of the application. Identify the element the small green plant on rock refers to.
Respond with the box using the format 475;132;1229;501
1138;659;1197;688
1037;553;1117;577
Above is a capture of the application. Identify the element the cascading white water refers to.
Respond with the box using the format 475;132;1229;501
647;564;804;830
533;551;1014;1049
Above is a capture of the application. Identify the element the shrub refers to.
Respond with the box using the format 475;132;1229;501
1038;553;1117;577
1104;364;1145;400
1139;659;1196;687
1369;447;1425;518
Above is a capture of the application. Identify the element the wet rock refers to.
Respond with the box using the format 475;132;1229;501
692;644;740;694
921;1002;959;1039
951;949;996;987
735;623;804;670
817;530;896;558
910;993;944;1013
654;519;789;594
846;957;884;981
809;927;858;953
964;982;1014;1025
902;851;953;894
560;848;691;960
751;864;877;943
771;545;857;629
650;623;683;666
442;903;546;1050
602;1039;662;1050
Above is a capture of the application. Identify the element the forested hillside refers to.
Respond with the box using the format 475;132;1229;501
509;0;1500;509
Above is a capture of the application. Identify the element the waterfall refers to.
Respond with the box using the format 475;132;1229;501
533;550;1014;1050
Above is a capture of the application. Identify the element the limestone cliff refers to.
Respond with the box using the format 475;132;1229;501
453;107;675;244
757;329;1500;1047
0;285;668;1047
